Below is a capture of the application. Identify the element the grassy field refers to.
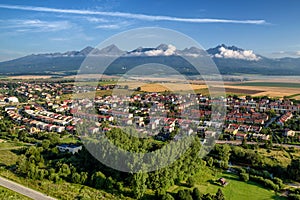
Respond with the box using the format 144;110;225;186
0;169;122;200
63;80;118;86
168;167;285;200
0;186;31;200
58;78;300;99
0;141;27;167
234;82;300;88
60;135;80;144
257;148;294;168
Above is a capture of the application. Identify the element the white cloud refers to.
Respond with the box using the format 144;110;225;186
129;44;177;56
84;17;108;23
144;49;164;56
95;21;132;30
215;46;260;61
164;44;176;56
96;24;122;29
269;51;300;58
1;19;72;32
0;4;267;25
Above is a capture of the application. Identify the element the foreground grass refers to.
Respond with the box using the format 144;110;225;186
0;169;125;200
0;185;31;200
0;142;128;200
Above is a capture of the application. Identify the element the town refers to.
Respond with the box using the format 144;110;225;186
1;80;300;148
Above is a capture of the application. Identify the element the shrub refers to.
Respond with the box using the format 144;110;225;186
273;177;284;189
231;166;246;174
161;193;175;200
288;194;300;200
239;173;249;182
192;187;202;200
186;177;196;187
249;175;279;191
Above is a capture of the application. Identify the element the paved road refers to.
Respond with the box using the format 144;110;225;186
216;140;300;149
0;176;56;200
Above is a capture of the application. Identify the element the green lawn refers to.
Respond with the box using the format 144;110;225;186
60;135;80;144
169;167;285;200
0;186;30;200
0;142;27;167
0;150;19;166
233;82;300;88
62;80;118;86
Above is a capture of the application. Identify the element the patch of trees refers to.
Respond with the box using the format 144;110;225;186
288;159;300;181
288;188;300;200
13;126;211;199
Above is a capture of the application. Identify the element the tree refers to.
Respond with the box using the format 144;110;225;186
18;130;27;141
216;144;231;167
242;138;247;147
192;187;202;200
239;173;249;182
16;155;29;176
186;177;196;187
59;163;71;179
161;193;175;200
268;109;276;118
42;139;50;149
288;159;300;181
91;171;106;189
177;189;193;200
215;188;225;200
207;157;214;167
71;172;81;184
80;172;88;184
132;172;148;199
136;87;141;91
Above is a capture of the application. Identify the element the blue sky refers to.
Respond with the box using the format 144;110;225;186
0;0;300;61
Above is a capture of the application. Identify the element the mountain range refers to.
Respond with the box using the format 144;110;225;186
1;44;300;76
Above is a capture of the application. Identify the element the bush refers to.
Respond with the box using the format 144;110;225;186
177;189;193;200
161;193;175;200
273;177;284;189
239;173;249;182
288;194;300;200
249;175;279;191
186;177;196;187
192;187;202;200
231;166;246;174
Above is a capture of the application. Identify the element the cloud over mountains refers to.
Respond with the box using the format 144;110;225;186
210;45;261;61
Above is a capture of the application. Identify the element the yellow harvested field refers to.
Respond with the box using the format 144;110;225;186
117;81;208;92
141;83;207;92
224;85;300;97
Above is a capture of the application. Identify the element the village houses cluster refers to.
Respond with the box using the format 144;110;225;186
1;81;300;144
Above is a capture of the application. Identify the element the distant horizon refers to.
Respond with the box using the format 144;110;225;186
1;43;300;63
0;1;300;61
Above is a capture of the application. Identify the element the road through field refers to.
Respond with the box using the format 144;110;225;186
0;176;56;200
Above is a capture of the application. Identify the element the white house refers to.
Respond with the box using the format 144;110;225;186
57;144;82;154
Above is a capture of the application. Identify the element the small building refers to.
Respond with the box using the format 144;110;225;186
5;97;19;103
283;129;295;137
235;133;247;140
57;144;82;154
217;178;228;186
